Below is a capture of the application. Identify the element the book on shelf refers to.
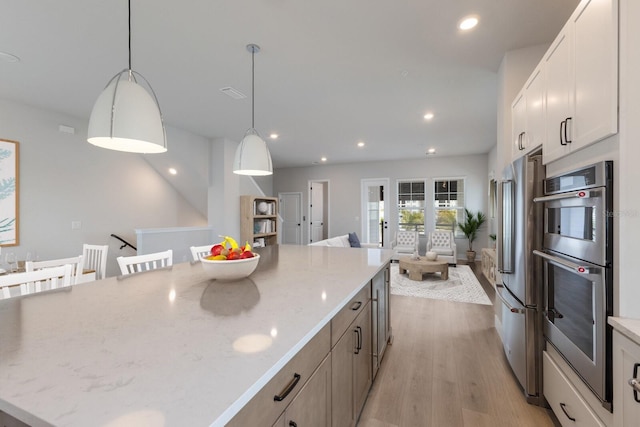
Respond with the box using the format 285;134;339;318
254;219;275;234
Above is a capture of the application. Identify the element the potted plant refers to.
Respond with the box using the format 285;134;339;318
489;233;497;249
458;208;487;262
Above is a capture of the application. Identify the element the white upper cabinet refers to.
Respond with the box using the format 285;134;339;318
511;66;545;160
543;0;618;164
544;25;573;163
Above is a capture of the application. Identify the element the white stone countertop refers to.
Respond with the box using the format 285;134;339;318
609;316;640;345
0;245;392;427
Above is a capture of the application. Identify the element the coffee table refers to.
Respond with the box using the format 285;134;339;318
398;256;449;281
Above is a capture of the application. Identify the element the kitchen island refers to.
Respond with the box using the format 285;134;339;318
0;244;392;427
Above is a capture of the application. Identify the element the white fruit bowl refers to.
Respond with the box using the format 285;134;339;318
200;254;260;281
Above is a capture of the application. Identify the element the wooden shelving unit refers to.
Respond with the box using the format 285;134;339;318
240;195;279;247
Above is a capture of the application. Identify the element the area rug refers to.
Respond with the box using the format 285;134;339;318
390;264;492;305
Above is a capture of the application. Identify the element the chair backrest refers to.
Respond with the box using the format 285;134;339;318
396;230;418;246
0;264;73;299
117;250;173;275
189;245;213;262
25;255;84;285
429;231;453;248
82;244;109;280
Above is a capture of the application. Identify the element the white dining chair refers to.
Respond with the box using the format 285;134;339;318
189;244;214;262
82;244;109;280
117;250;173;275
0;264;73;299
25;255;84;285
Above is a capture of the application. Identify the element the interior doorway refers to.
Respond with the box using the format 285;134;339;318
309;180;329;243
279;192;303;245
361;178;390;247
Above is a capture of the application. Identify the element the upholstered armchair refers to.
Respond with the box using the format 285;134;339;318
426;231;457;265
391;230;418;261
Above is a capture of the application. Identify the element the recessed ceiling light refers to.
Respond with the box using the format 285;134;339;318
169;168;177;175
0;51;20;63
426;148;436;155
424;112;434;120
357;141;365;147
269;133;278;139
321;157;327;162
458;16;479;31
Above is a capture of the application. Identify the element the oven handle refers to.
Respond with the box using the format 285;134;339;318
533;190;596;203
495;284;525;314
533;250;592;273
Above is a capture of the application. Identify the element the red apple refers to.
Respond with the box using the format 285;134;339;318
210;244;224;256
240;251;254;259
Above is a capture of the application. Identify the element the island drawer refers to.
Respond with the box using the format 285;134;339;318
331;284;371;348
227;323;331;427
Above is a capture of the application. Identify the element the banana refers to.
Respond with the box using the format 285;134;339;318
219;235;239;249
243;241;252;252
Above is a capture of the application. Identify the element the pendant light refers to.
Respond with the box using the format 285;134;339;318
87;0;167;154
233;44;273;176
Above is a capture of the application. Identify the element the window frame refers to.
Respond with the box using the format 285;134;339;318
396;179;426;235
432;177;466;238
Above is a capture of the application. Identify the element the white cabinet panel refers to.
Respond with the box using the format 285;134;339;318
613;330;640;427
543;351;606;427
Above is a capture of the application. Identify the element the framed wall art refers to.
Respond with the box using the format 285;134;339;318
0;139;19;246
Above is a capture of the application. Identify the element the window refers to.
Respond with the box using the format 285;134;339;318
434;178;465;236
397;180;425;233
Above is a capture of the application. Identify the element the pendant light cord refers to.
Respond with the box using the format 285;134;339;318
251;47;255;129
128;0;132;70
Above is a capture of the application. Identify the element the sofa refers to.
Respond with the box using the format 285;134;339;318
309;232;378;248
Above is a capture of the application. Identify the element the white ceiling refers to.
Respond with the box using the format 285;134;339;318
0;0;580;169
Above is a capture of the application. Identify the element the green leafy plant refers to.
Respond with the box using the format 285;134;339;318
458;208;487;252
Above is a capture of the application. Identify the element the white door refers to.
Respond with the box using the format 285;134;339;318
361;179;390;247
280;192;303;245
310;181;328;243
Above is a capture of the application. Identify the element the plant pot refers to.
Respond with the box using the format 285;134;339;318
466;250;476;263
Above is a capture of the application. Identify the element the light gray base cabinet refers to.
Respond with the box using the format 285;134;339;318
273;354;332;427
332;301;372;427
229;262;391;427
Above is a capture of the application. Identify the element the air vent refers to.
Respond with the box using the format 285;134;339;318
220;87;247;99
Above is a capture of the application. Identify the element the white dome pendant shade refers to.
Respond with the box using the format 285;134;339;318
88;70;167;154
233;128;273;175
233;44;273;176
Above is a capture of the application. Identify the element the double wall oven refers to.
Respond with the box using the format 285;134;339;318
533;161;613;410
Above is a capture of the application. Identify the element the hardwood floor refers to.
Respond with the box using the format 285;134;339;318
358;263;559;427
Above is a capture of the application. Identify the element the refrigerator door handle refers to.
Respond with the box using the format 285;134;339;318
496;284;525;314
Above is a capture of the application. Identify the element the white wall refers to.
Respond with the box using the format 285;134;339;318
617;0;640;318
273;154;489;260
0;98;206;277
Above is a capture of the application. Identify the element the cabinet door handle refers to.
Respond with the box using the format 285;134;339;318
350;301;362;311
273;373;301;402
519;132;525;150
560;120;568;145
354;327;362;354
630;363;640;403
559;402;576;422
564;117;572;144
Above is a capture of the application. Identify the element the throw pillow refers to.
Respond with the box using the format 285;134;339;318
348;232;361;248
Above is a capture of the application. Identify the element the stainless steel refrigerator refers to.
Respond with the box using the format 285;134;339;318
497;149;545;405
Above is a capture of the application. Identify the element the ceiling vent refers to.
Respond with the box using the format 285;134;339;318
220;87;247;99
